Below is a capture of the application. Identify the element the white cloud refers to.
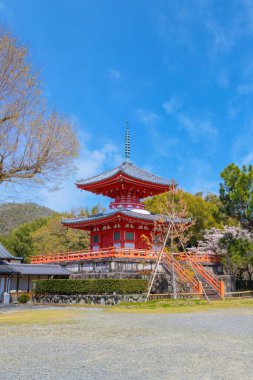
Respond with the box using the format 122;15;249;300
163;96;182;114
108;68;121;80
237;81;253;95
176;112;218;141
135;108;160;125
204;15;233;53
1;117;122;212
35;141;121;212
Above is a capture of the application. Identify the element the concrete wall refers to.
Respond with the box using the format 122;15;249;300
65;259;155;274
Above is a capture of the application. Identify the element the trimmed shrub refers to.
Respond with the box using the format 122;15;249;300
34;279;148;295
18;293;30;303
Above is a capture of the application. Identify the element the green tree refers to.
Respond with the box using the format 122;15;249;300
145;190;226;246
0;217;48;262
31;213;90;255
220;163;253;230
219;233;253;280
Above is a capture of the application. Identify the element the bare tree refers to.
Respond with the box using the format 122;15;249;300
0;29;79;186
151;188;194;250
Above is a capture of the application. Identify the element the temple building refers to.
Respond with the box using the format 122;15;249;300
0;243;70;303
62;129;177;253
31;127;225;297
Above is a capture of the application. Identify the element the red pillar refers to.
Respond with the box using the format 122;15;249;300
220;280;225;299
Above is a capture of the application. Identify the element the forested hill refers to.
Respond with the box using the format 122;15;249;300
0;203;54;235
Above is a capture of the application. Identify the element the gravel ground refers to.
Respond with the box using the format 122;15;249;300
0;306;252;380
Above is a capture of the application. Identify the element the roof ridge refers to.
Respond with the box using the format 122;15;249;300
76;161;173;186
76;164;123;184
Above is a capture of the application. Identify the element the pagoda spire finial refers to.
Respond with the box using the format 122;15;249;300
125;122;130;163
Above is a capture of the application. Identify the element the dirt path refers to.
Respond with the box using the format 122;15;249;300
0;306;252;379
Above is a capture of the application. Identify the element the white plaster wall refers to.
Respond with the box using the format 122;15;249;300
9;275;49;291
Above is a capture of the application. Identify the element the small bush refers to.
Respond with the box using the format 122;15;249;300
18;293;30;303
34;279;148;295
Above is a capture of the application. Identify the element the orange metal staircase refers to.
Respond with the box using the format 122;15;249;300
161;253;224;298
162;254;201;294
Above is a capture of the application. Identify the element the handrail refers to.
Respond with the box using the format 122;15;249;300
162;254;200;293
189;261;221;294
31;248;221;264
175;253;221;264
31;248;158;264
30;247;224;296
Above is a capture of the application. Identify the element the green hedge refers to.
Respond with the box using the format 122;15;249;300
34;279;148;295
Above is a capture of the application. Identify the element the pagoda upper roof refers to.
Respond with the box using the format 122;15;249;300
76;162;173;187
62;209;190;228
76;162;175;197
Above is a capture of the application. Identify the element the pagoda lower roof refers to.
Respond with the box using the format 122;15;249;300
62;209;191;228
76;162;174;196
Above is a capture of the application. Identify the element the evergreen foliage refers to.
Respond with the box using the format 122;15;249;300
0;218;49;262
145;190;229;246
34;279;148;295
220;163;253;230
0;204;106;261
0;203;54;235
31;214;89;255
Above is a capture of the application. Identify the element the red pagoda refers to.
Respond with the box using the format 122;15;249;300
32;126;225;298
62;127;177;252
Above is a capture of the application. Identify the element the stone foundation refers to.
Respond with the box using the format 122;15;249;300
34;293;146;305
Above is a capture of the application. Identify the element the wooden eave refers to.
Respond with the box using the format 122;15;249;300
63;213;156;230
76;172;173;198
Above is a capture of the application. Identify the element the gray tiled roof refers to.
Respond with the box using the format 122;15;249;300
0;243;17;260
76;162;173;186
7;264;70;276
0;264;16;274
62;209;191;225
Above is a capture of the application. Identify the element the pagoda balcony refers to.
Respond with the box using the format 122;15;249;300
31;248;221;265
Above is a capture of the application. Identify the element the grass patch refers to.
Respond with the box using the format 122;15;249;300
0;308;83;326
1;299;252;326
107;298;253;314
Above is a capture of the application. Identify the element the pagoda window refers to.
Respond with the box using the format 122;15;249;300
125;231;134;241
113;231;120;241
93;235;99;244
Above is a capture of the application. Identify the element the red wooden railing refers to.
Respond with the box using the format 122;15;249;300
30;248;224;297
31;248;221;264
175;253;221;264
31;248;158;264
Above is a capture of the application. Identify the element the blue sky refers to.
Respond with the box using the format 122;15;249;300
1;0;253;212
